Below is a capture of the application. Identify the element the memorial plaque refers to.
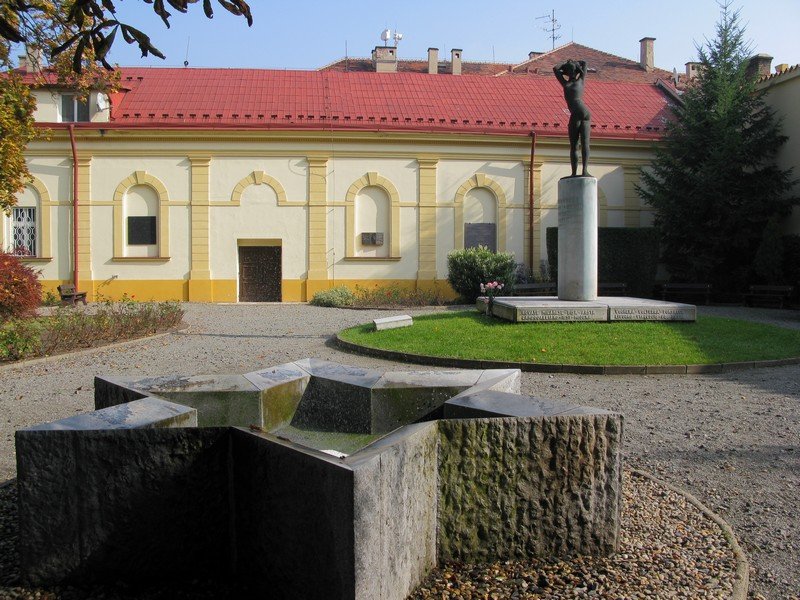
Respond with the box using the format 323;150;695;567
609;306;696;321
516;305;607;322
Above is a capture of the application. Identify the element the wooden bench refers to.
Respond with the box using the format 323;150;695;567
659;283;712;305
512;282;556;296
57;284;87;306
599;282;628;296
742;285;794;309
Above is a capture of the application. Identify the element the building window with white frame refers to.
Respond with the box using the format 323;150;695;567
11;207;37;256
61;94;90;122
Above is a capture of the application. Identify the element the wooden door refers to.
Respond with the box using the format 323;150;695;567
238;246;282;302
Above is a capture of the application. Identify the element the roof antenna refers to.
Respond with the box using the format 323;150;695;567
536;10;562;50
184;37;190;67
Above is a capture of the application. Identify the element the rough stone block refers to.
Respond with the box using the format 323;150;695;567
437;412;622;561
349;423;438;600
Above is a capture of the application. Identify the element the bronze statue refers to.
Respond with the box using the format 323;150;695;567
553;59;591;177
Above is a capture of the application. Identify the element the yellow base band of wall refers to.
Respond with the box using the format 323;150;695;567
38;278;457;302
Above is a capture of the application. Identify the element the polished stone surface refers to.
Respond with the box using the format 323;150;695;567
484;296;697;323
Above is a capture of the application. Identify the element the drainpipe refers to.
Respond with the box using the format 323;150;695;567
68;124;79;289
529;131;537;273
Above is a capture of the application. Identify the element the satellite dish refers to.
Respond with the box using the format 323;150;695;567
394;32;403;44
381;28;391;44
96;93;109;111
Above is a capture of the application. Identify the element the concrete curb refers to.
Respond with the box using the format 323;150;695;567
631;469;750;600
0;323;189;373
333;335;800;375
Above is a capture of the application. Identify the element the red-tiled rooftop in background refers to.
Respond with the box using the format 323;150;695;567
321;57;509;75
96;67;673;139
499;42;684;86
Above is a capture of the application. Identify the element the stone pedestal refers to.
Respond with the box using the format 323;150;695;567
557;177;598;301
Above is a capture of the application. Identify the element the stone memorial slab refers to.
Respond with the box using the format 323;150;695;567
605;297;696;321
487;296;697;323
374;315;413;331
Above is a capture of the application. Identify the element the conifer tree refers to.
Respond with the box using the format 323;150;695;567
638;2;797;293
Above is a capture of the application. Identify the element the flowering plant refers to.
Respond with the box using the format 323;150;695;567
479;281;504;315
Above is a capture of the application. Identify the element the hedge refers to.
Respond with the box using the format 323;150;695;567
546;227;660;298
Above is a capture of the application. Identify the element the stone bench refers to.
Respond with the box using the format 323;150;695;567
373;315;412;330
659;283;712;305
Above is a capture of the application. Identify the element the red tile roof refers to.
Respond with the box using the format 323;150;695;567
320;57;509;75
96;67;672;139
499;42;685;87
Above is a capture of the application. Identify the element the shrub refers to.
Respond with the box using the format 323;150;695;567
0;298;184;362
309;286;355;308
0;251;42;321
547;227;659;298
447;246;516;302
352;283;448;308
0;318;43;360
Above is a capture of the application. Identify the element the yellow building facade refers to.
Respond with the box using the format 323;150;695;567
5;69;665;302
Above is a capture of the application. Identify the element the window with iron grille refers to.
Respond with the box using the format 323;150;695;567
12;207;37;256
61;94;90;122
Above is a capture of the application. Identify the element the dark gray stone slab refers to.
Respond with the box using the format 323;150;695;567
16;428;231;585
24;397;196;431
231;429;356;599
487;296;696;323
444;391;613;419
291;376;373;433
295;358;384;388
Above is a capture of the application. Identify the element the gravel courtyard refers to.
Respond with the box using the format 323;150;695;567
0;303;798;599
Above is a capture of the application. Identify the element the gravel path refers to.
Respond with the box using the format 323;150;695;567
1;303;798;599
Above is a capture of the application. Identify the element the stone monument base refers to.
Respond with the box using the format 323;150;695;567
480;296;696;323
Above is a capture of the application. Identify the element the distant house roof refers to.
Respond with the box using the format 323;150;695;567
757;63;800;86
497;42;683;86
321;41;686;87
320;57;509;76
23;66;674;139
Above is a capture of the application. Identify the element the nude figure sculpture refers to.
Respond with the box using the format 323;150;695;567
553;59;591;177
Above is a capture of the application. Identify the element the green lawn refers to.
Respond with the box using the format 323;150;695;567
338;312;800;365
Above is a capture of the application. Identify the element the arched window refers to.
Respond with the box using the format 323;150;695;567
344;172;400;258
124;185;160;257
355;186;391;258
3;178;51;258
113;171;170;259
454;174;508;252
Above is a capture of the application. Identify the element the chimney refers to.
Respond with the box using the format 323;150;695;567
17;45;43;73
775;63;789;74
428;47;439;74
745;53;773;80
451;48;462;75
639;37;655;72
529;51;538;60
685;61;701;80
372;45;398;73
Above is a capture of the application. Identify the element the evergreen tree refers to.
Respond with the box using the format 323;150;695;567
638;2;798;294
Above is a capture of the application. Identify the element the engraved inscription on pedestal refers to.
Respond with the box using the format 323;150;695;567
609;305;696;321
516;305;607;322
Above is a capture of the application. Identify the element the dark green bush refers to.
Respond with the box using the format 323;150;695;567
546;227;660;297
781;235;800;286
447;246;516;302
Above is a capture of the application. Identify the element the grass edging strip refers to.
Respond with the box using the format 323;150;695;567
630;469;750;600
333;334;800;375
0;323;189;373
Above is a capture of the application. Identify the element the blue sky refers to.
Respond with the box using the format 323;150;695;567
32;0;800;72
